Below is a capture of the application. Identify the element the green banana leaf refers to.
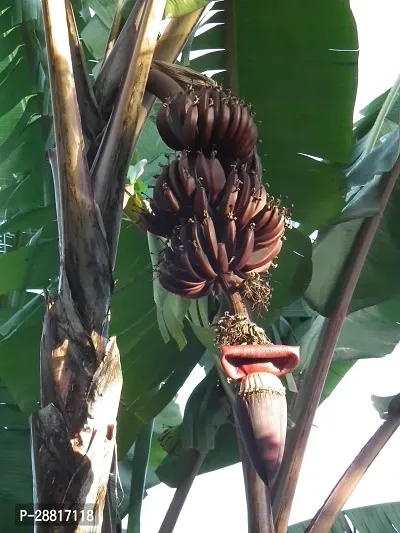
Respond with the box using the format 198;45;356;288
191;0;358;230
305;129;400;316
288;502;400;533
0;380;32;533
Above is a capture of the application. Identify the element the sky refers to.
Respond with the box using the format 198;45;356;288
137;1;400;531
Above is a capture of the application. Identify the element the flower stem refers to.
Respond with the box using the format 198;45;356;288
220;273;249;316
158;452;206;533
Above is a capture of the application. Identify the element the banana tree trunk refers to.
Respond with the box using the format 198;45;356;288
29;0;204;530
29;0;123;529
29;0;159;530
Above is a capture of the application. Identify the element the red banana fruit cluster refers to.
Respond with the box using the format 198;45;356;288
156;86;258;159
141;151;287;298
141;83;300;491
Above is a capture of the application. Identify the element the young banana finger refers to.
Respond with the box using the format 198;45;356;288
223;216;237;259
252;184;268;219
170;92;192;142
217;242;229;274
160;268;204;288
168;158;185;201
179;223;205;279
255;227;285;249
181;250;205;282
247;152;263;186
201;104;215;151
253;204;274;231
160;274;207;297
243;239;283;273
219;167;239;218
192;222;218;279
156;103;185;151
202;216;219;261
152;166;170;209
164;186;180;214
237;193;259;229
195;152;212;190
235;168;251;220
236;121;258;158
194;186;210;221
178;153;196;198
255;216;285;244
255;209;285;240
210;87;221;142
232;105;251;147
183;103;199;147
198;87;211;127
225;99;242;142
231;223;255;271
215;92;231;142
209;155;227;204
241;129;259;159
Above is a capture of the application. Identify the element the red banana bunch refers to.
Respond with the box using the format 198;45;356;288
141;151;287;298
156;86;258;159
141;81;300;492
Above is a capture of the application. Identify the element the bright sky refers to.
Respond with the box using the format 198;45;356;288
138;2;400;531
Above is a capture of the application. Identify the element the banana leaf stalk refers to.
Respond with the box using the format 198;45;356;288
304;406;400;533
158;452;206;533
273;153;400;533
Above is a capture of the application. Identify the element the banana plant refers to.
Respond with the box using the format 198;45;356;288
0;1;400;533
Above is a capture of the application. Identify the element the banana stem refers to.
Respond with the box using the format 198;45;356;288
304;414;400;533
220;273;249;316
272;154;400;533
157;452;206;533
